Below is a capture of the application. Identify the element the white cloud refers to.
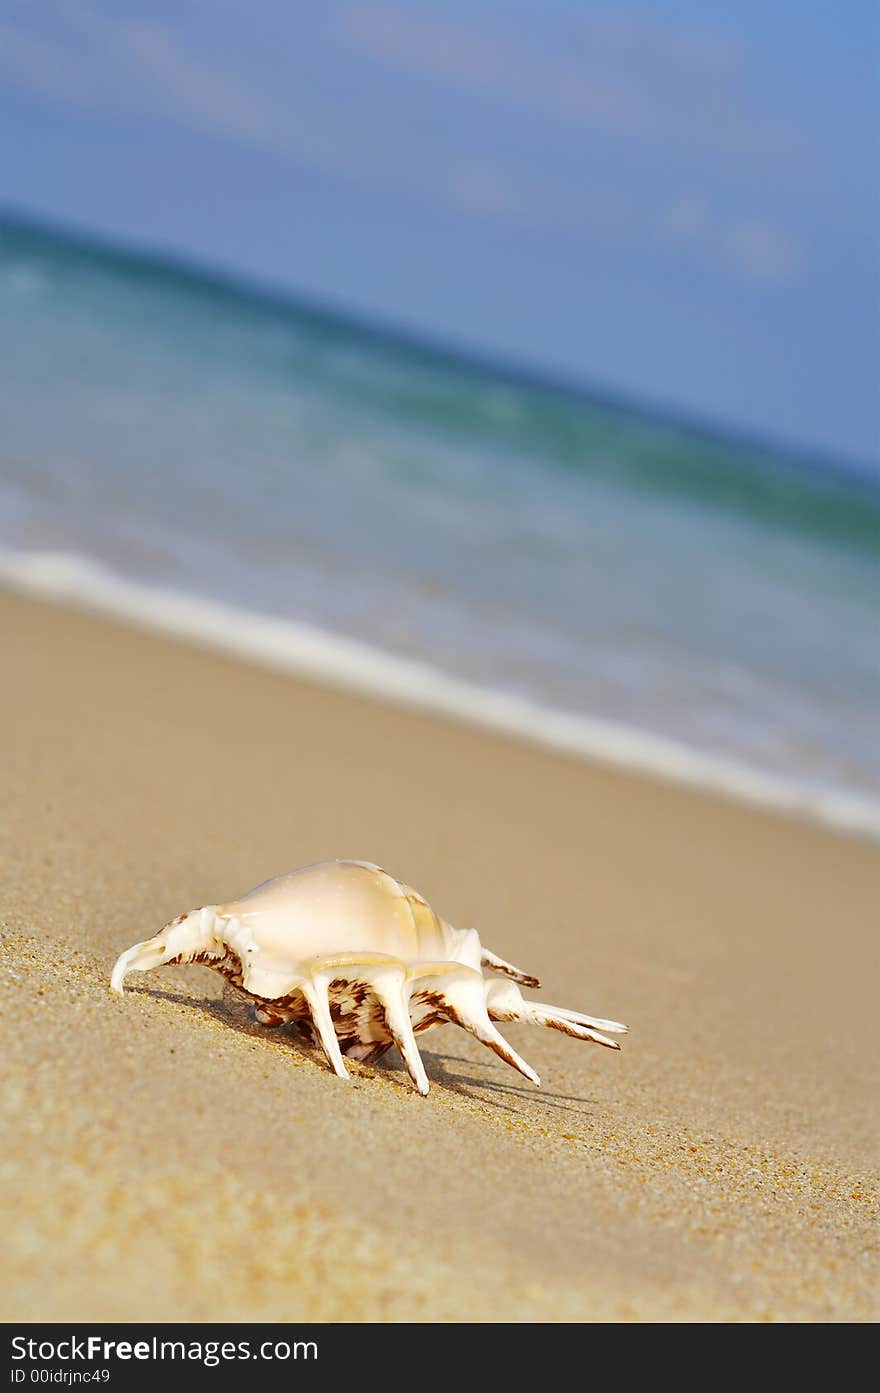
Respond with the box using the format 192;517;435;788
118;22;285;147
657;194;711;245
0;5;805;281
0;12;374;176
120;29;556;231
114;20;347;169
657;195;802;282
339;3;802;169
724;217;802;282
0;21;101;106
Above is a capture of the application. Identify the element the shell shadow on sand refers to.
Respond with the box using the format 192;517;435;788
129;980;600;1121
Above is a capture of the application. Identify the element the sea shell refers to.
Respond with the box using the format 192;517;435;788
111;860;626;1094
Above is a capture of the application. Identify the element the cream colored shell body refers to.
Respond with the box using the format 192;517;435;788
217;861;478;1000
111;859;626;1095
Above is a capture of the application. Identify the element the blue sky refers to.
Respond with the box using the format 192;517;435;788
1;0;877;464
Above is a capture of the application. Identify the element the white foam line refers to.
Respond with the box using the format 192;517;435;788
3;546;879;842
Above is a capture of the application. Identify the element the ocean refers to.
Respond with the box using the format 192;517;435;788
2;214;879;836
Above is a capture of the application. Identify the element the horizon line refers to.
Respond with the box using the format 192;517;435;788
1;203;877;485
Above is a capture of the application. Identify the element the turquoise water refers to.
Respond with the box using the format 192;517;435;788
2;214;879;815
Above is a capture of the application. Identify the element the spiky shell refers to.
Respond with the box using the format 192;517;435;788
111;860;627;1095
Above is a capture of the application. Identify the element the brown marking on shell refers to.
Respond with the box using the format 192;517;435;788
199;949;245;989
411;988;448;1010
253;1004;288;1027
325;977;393;1048
440;1003;465;1030
410;988;452;1034
167;946;249;993
413;1014;445;1033
170;934;460;1058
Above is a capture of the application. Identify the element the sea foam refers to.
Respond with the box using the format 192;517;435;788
3;546;879;843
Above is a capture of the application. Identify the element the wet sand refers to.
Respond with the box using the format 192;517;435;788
1;589;877;1321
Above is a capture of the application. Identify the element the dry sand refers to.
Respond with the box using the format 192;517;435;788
1;589;877;1322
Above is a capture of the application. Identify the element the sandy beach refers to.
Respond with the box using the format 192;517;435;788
1;588;877;1322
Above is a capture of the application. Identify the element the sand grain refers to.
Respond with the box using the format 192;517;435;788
1;592;877;1321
